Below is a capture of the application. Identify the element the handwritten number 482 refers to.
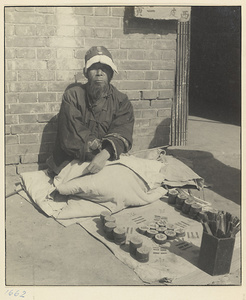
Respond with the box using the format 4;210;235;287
5;290;26;298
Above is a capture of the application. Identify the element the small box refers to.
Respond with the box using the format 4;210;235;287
198;231;235;276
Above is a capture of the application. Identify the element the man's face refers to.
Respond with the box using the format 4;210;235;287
87;63;113;85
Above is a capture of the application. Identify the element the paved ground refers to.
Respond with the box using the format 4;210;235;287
4;116;241;286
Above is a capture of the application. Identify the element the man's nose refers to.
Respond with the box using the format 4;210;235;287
96;68;103;75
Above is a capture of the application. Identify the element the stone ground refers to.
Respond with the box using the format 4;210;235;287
4;116;241;286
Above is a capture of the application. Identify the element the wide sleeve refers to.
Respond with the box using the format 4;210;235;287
57;89;96;161
102;96;134;159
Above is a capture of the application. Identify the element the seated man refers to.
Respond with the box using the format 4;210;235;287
47;46;134;175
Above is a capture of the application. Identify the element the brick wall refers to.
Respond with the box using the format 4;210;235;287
5;6;176;176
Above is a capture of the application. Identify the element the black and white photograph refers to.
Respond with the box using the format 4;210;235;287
2;1;244;299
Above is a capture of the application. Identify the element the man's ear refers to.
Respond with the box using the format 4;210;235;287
83;67;88;79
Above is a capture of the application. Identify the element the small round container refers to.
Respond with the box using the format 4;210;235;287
104;222;117;240
149;222;158;230
206;208;218;221
175;194;188;210
146;229;158;238
182;199;195;214
138;225;149;235
100;210;112;224
154;233;167;244
113;227;126;245
158;226;166;233
175;228;186;237
157;220;167;227
104;215;116;224
168;189;178;204
189;203;202;219
164;229;176;240
129;236;143;256
136;245;151;263
166;223;176;231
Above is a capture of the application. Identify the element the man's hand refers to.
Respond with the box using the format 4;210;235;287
85;149;110;174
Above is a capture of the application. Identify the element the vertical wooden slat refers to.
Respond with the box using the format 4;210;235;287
172;20;191;146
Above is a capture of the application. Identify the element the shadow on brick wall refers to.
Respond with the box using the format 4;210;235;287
149;119;171;148
38;115;58;170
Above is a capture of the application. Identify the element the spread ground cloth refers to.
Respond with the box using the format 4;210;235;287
19;150;204;222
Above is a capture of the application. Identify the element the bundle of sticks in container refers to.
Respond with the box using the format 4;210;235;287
197;209;240;238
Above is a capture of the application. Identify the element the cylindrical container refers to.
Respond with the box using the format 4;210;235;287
138;225;149;235
206;208;218;221
165;229;176;240
113;227;126;245
182;199;195;214
146;229;158;238
100;210;112;224
104;215;116;224
129;236;143;256
157;220;167;228
175;194;188;210
104;222;117;240
175;228;186;237
149;222;158;230
189;203;202;219
197;211;208;222
168;189;178;204
158;226;166;233
166;223;176;231
136;245;150;263
154;233;167;244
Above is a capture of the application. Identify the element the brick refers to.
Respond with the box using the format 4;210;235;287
54;14;85;26
17;163;44;174
143;50;162;60
51;59;83;70
37;48;56;59
118;81;151;90
19;93;38;103
39;132;57;143
15;25;36;36
16;48;36;59
8;60;47;70
133;109;142;118
158;90;174;99
127;71;145;80
56;71;76;81
120;39;152;49
157;109;172;118
112;29;125;39
8;82;47;93
74;7;93;15
18;71;36;81
85;39;119;49
85;16;120;28
149;117;171;127
15;7;35;12
128;50;144;60
5;24;15;36
56;7;74;14
118;61;151;71
48;82;71;92
142;109;157;119
5;114;19;125
5;126;11;135
110;50;127;60
161;50;176;60
92;28;111;38
153;40;176;50
151;100;172;108
5;12;45;23
6;36;46;47
36;25;56;36
48;37;84;48
112;7;125;17
95;6;109;15
37;70;55;81
6;165;17;176
131;100;150;109
20;154;48;164
145;71;159;80
152;60;176;70
38;93;56;102
74;27;92;37
35;7;55;14
6;155;20;165
56;26;75;36
134;126;156;137
7;103;46;115
159;71;175;80
6;71;17;81
5;48;16;59
5;93;19;104
153;80;174;89
142;90;159;100
6;144;40;156
125;91;140;100
19;134;39;144
134;119;150;127
74;49;86;59
37;113;57;123
57;48;74;59
5;135;18;145
113;71;127;81
19;115;37;124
